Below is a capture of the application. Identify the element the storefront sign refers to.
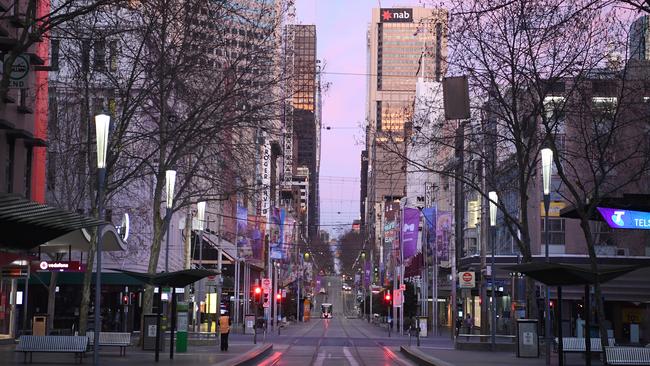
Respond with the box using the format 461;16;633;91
459;271;475;288
539;201;565;217
597;207;650;230
380;8;413;23
38;261;83;272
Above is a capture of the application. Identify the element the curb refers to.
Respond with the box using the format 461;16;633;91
216;343;273;366
400;346;455;366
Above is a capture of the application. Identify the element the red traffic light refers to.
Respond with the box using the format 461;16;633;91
254;287;262;295
385;293;391;301
122;295;129;305
276;293;282;300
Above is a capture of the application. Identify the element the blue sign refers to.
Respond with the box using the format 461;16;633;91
597;207;650;230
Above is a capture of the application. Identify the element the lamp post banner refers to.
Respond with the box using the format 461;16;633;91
422;207;437;254
436;211;452;262
248;215;266;264
270;208;285;259
402;207;420;259
237;205;253;258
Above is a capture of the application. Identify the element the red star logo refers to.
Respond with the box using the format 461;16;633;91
382;10;392;21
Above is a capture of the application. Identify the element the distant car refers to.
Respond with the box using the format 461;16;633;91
342;284;352;292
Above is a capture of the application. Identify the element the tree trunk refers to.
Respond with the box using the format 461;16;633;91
138;209;165;345
78;231;97;336
46;272;58;334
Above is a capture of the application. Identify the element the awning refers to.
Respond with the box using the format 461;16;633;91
502;262;648;286
560;194;650;221
39;225;126;253
0;193;104;251
112;268;220;288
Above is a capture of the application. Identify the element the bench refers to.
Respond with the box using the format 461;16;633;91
16;335;88;364
560;337;615;353
605;347;650;365
87;332;131;356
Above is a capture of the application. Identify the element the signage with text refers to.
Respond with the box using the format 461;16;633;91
459;271;475;288
380;8;413;23
597;207;650;230
38;261;83;272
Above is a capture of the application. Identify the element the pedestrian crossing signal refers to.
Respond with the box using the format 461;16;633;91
262;290;270;308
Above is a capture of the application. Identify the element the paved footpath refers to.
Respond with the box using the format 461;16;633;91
0;338;263;365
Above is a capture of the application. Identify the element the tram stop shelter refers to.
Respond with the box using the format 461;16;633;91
112;268;219;362
503;262;647;366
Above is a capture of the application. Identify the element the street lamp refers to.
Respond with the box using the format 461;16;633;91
164;170;176;272
488;191;498;351
94;113;110;366
541;147;553;365
196;201;206;333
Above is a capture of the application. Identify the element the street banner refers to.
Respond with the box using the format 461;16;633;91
270;207;285;259
436;211;452;261
402;207;420;259
422;206;437;253
248;215;265;262
236;205;252;258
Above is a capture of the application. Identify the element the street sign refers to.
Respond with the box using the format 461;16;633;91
393;289;403;307
261;278;272;291
459;271;475;288
1;54;29;88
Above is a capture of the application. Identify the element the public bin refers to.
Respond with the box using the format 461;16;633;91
32;315;47;336
516;319;539;358
143;314;164;351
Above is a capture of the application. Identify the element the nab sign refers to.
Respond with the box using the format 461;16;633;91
380;8;413;23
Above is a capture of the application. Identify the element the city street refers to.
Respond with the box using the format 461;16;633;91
260;317;422;366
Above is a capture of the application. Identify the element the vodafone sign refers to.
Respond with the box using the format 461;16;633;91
38;261;83;272
459;271;475;288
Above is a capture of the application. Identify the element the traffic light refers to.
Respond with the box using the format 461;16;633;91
122;294;129;305
254;286;262;301
385;293;391;303
276;293;282;301
262;290;270;308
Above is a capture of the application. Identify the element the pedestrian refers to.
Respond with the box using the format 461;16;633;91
219;312;231;352
465;314;473;340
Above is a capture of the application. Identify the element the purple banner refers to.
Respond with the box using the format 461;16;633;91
597;207;650;230
402;207;420;259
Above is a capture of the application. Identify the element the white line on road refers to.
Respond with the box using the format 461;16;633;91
313;351;325;366
343;347;360;366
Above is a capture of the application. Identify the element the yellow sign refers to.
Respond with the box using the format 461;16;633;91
540;201;566;217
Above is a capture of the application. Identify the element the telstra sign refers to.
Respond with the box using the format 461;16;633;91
597;207;650;230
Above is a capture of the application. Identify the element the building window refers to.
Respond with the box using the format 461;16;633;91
109;40;118;72
5;138;14;193
24;146;32;199
541;217;565;246
94;39;106;71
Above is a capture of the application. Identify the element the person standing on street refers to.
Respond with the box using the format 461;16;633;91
219;312;231;351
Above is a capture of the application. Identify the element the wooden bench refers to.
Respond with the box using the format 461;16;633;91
605;347;650;365
87;332;131;356
16;335;88;364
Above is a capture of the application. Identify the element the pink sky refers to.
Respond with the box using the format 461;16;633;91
295;0;422;236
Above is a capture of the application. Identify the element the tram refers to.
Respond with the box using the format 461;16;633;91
321;303;333;319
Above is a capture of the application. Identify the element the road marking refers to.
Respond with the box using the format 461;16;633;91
343;347;360;366
313;351;325;366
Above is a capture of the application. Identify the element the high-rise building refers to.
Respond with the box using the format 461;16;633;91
629;16;650;60
286;24;320;240
363;7;447;250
